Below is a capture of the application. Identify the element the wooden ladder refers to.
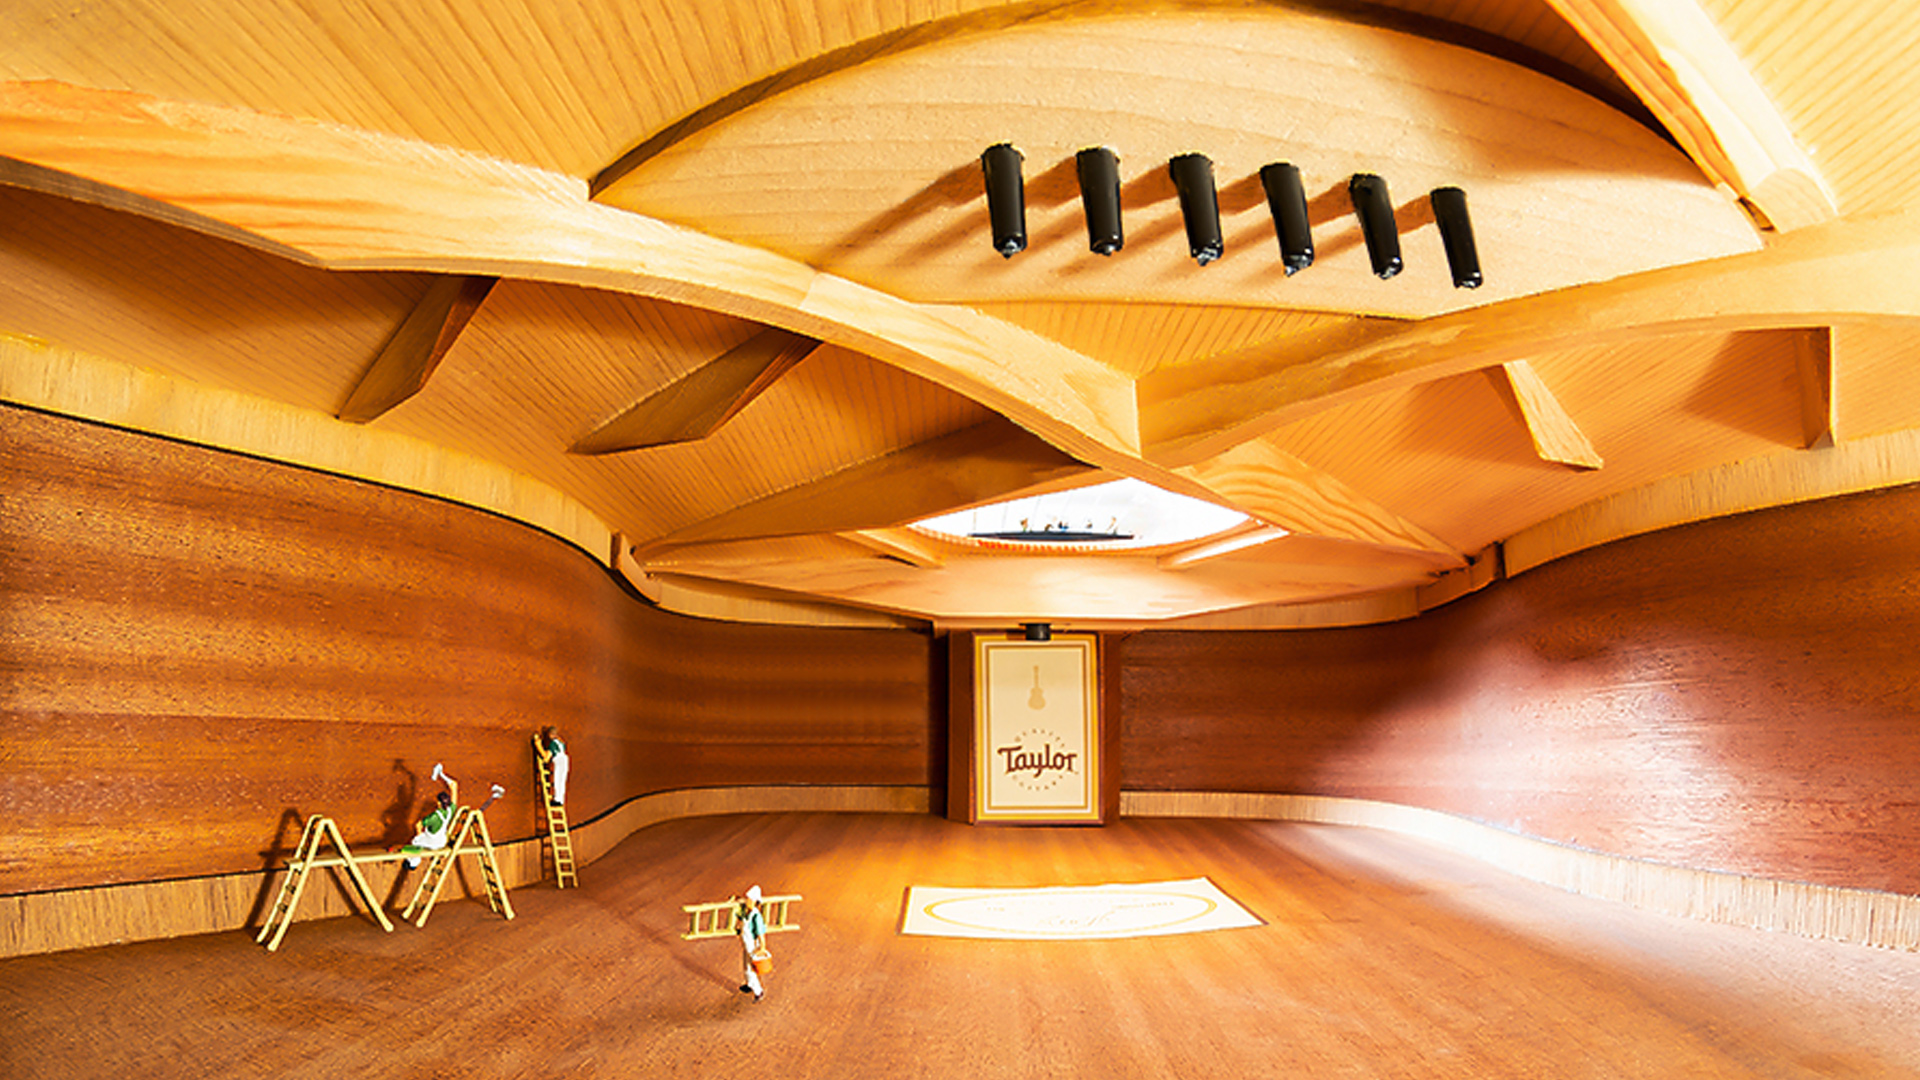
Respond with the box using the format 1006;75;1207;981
536;742;578;888
681;894;803;940
256;814;393;952
402;808;517;928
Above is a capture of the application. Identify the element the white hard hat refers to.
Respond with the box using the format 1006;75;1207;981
746;885;762;903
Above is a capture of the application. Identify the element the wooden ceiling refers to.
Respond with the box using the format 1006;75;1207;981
4;0;1920;629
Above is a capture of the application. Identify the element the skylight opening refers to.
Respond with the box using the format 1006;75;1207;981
909;478;1253;552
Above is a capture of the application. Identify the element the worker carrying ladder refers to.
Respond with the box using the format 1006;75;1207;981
681;892;803;940
684;889;802;1001
534;729;577;888
256;794;515;952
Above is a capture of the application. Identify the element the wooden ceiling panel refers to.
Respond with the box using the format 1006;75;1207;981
454;279;766;439
637;417;1089;548
0;184;422;414
1190;530;1470;583
373;284;998;542
1831;322;1920;444
0;0;955;179
1269;329;1807;553
1267;369;1550;552
595;9;1756;318
365;278;767;536
1395;0;1612;85
0;1;1642;184
971;301;1359;379
7;0;1920;628
647;533;1452;622
1698;0;1920;215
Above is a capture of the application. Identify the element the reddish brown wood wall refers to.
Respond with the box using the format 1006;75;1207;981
1120;486;1920;896
10;404;1920;902
0;406;940;895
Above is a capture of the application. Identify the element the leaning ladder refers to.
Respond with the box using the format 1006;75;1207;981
535;743;578;888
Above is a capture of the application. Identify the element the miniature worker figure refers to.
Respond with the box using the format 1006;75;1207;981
738;885;769;1003
404;763;460;869
536;726;570;805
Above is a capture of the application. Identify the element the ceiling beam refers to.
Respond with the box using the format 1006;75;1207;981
1139;209;1920;467
840;528;949;569
1795;326;1835;449
1486;361;1604;470
1544;0;1835;232
635;417;1092;551
571;327;819;454
647;532;1451;624
1157;522;1291;571
1175;438;1463;565
0;80;1141;472
339;275;495;424
642;569;926;629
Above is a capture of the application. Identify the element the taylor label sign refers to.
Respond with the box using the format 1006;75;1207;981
976;635;1099;823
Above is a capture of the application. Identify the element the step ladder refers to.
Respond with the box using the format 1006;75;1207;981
256;814;394;952
535;741;578;888
402;807;517;928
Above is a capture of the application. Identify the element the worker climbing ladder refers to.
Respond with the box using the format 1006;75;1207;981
255;805;514;951
535;737;577;888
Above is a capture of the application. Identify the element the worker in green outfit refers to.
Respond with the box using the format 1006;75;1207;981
403;764;459;869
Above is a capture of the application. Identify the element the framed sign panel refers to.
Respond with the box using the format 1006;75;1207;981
949;632;1110;825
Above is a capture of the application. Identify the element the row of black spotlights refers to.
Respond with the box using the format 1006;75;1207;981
980;144;1482;288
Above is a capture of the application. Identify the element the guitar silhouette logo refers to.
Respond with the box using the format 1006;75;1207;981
1028;665;1046;709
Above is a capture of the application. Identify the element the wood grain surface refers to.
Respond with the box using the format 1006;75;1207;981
10;402;1920;916
2;813;1916;1080
1120;481;1920;896
4;0;1920;636
0;406;940;895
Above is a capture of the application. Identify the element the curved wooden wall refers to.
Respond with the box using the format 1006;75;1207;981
1121;483;1920;898
0;405;939;897
9;400;1920;945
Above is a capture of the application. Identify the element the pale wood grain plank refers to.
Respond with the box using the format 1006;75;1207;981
1139;212;1920;467
0;80;1144;471
339;275;496;423
569;327;819;453
1794;325;1834;448
1488;360;1604;469
1545;0;1835;230
635;417;1092;550
596;7;1755;318
841;527;950;569
1177;437;1464;561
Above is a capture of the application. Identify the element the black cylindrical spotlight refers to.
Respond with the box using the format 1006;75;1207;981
1259;162;1314;274
1022;622;1052;642
980;143;1027;258
1430;186;1482;289
1348;173;1402;280
1169;153;1223;265
1076;147;1124;256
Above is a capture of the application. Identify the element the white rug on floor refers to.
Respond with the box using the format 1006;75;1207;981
900;878;1261;940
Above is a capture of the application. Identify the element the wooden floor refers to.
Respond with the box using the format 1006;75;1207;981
3;813;1918;1079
